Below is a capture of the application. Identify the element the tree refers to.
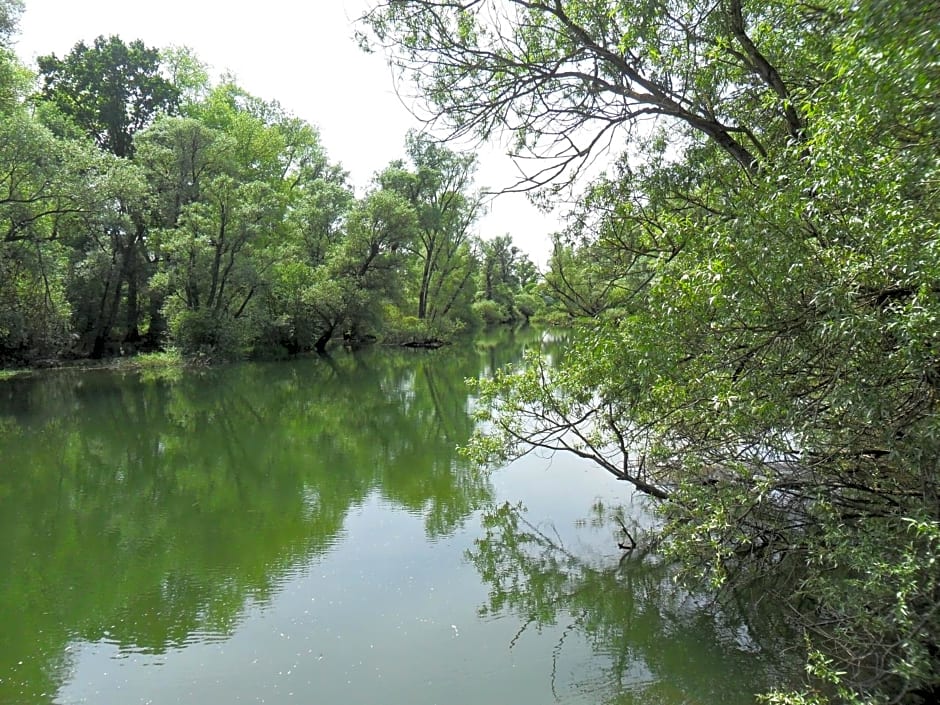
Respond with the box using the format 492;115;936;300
160;45;211;108
32;35;181;355
475;235;539;325
0;0;25;111
336;190;416;321
137;84;290;356
0;108;138;360
37;35;180;158
0;0;20;44
367;1;940;702
378;131;483;327
252;130;355;355
299;188;417;353
540;165;678;320
362;0;815;188
141;81;361;357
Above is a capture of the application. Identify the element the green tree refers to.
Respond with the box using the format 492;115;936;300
160;45;211;107
331;190;416;334
133;116;228;347
0;109;137;360
378;131;482;328
366;1;940;702
295;188;417;353
0;0;21;43
539;164;678;320
138;90;285;356
31;35;183;356
37;35;180;158
255;157;355;355
61;156;151;357
0;0;25;112
362;0;813;185
475;234;539;325
0;4;73;359
142;81;360;357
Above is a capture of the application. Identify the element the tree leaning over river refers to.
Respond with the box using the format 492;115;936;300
362;1;940;702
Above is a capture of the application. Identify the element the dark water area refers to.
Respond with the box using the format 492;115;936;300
0;331;792;704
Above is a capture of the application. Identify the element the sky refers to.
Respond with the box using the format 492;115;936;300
12;0;562;265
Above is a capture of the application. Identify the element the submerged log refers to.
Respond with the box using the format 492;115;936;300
401;339;447;349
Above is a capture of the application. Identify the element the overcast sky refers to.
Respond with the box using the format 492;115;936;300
13;0;560;264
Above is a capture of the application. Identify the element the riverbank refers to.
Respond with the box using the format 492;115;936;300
0;335;460;381
0;349;188;380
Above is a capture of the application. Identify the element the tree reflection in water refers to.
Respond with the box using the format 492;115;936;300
469;500;799;705
0;343;497;703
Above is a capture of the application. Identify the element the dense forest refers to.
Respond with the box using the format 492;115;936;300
4;0;939;703
362;0;940;703
0;2;540;365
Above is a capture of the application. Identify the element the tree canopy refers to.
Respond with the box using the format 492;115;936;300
1;28;539;364
362;0;940;702
37;35;180;157
362;0;820;187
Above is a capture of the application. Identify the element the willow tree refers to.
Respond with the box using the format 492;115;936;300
141;84;318;356
378;131;482;328
363;1;940;702
0;0;23;111
362;0;816;186
33;35;182;354
1;17;137;360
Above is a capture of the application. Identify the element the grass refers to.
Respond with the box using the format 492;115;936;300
0;349;187;382
112;349;187;382
130;349;184;369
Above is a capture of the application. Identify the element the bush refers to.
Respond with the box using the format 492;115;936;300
513;292;541;322
472;299;509;327
168;309;247;360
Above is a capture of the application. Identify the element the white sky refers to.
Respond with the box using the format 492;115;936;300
13;0;561;265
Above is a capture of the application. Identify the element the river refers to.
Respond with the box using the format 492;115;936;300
0;331;791;704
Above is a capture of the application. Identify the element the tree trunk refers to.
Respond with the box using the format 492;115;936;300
314;325;335;354
145;290;167;349
124;253;141;342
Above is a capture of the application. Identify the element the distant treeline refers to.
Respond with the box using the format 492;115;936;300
1;24;542;363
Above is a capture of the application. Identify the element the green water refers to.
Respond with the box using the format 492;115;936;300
0;333;790;704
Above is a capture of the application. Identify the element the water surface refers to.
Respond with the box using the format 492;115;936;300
0;333;789;704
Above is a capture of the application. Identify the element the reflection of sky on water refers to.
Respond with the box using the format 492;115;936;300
54;471;628;705
48;440;778;705
3;333;785;705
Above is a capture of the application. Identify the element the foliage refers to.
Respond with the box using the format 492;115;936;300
132;348;183;368
0;82;141;361
378;131;483;327
476;234;540;324
0;0;22;44
0;239;70;358
2;14;539;361
471;298;507;327
0;1;26;113
364;0;940;701
362;0;814;185
37;35;180;157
